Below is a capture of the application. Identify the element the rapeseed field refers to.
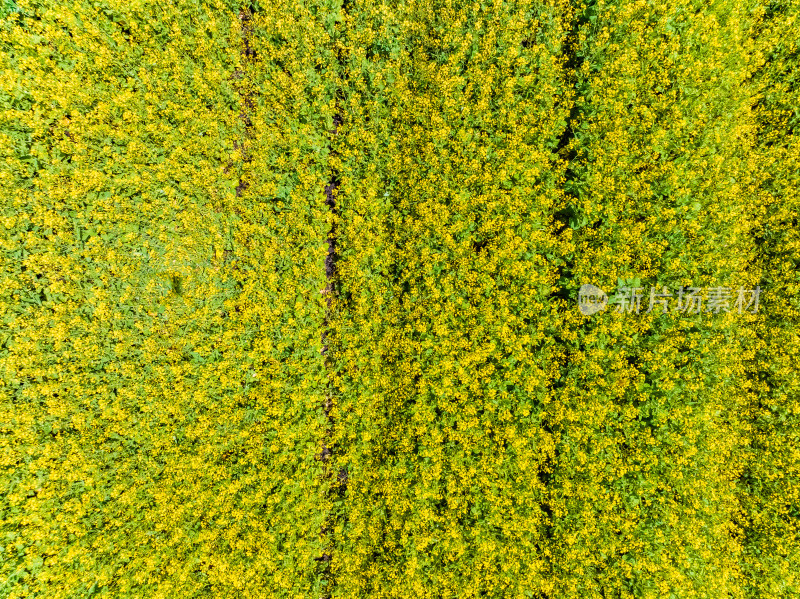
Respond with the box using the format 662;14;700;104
1;0;797;597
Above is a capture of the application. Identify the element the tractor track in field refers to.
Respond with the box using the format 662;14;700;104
314;108;340;598
316;68;347;599
220;6;255;274
234;7;255;201
315;8;350;596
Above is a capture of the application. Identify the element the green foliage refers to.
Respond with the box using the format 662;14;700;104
0;0;338;597
0;0;17;19
328;0;793;597
0;0;797;597
737;1;800;596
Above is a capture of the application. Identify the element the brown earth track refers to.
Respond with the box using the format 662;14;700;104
316;106;343;599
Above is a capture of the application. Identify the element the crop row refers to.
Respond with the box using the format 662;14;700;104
1;0;797;598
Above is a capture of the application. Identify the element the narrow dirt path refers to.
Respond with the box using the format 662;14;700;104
317;19;348;598
317;105;346;599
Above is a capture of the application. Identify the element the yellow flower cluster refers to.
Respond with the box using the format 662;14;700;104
1;0;797;597
737;1;800;596
329;0;796;597
0;0;337;597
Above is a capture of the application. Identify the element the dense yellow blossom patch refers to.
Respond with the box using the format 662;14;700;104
330;0;578;596
329;0;796;597
738;1;800;596
0;0;797;597
0;1;337;597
